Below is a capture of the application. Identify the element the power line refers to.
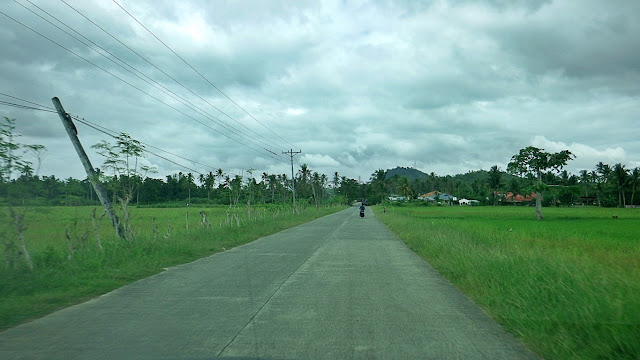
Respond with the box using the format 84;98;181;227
70;115;204;174
0;91;214;174
111;0;299;149
0;9;286;164
0;100;57;113
0;92;56;112
59;0;289;153
70;115;218;173
12;0;284;158
0;92;259;180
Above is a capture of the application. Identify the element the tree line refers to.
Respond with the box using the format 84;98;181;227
2;117;638;210
0;166;368;207
362;161;639;209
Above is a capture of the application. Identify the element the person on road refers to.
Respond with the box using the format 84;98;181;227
359;203;365;218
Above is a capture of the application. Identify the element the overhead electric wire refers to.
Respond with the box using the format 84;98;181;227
0;96;250;182
0;9;286;164
0;100;57;113
0;91;215;174
59;0;289;153
70;114;218;173
71;116;204;174
81;119;202;174
12;0;282;158
0;92;56;112
111;0;299;149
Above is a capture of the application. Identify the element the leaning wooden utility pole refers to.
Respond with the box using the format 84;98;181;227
52;97;130;241
282;149;302;206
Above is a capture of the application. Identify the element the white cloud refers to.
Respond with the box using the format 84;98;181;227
284;108;307;116
299;153;340;167
531;135;629;171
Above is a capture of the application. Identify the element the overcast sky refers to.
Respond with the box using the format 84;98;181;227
2;0;639;182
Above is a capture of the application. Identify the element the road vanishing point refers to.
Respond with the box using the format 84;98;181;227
0;207;540;359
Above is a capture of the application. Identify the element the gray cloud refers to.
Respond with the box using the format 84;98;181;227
1;0;639;182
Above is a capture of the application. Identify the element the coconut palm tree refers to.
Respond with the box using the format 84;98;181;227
629;167;639;206
612;163;629;207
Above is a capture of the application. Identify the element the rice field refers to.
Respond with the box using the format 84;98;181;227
0;204;345;331
374;205;640;360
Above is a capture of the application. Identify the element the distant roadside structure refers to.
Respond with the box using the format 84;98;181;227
417;191;457;204
498;192;539;205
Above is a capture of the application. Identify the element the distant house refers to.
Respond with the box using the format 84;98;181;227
459;198;480;206
418;191;457;203
504;192;538;203
388;195;405;202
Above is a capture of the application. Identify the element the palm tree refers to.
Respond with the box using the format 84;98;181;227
332;171;340;191
487;165;502;205
215;168;225;199
370;169;386;202
186;172;195;204
629;167;639;206
279;173;289;202
579;170;590;197
310;172;322;208
297;164;311;199
246;169;256;206
594;162;612;207
398;176;412;199
320;173;328;201
612;163;629;207
203;172;215;200
223;175;232;205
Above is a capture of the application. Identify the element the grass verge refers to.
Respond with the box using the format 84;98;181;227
0;204;346;331
374;205;640;360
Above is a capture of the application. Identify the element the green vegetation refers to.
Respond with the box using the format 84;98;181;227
374;205;640;360
0;204;345;331
365;159;639;209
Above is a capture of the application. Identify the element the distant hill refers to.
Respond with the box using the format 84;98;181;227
385;167;428;181
454;169;520;183
454;170;489;183
383;167;519;184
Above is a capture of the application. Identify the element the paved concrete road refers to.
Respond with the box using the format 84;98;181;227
0;207;540;359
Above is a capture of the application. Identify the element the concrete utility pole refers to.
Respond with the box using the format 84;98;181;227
52;97;129;241
282;149;302;206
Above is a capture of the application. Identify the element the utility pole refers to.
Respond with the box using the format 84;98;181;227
52;97;129;241
282;149;302;206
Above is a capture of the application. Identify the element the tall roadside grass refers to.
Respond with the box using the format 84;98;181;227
0;204;346;331
374;205;640;360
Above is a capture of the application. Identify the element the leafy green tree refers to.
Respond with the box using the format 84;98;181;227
91;133;152;240
338;176;359;204
507;146;574;220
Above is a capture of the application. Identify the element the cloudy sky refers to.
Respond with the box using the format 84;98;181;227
2;0;639;182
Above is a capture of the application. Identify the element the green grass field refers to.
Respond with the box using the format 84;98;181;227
0;204;345;331
374;205;640;360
